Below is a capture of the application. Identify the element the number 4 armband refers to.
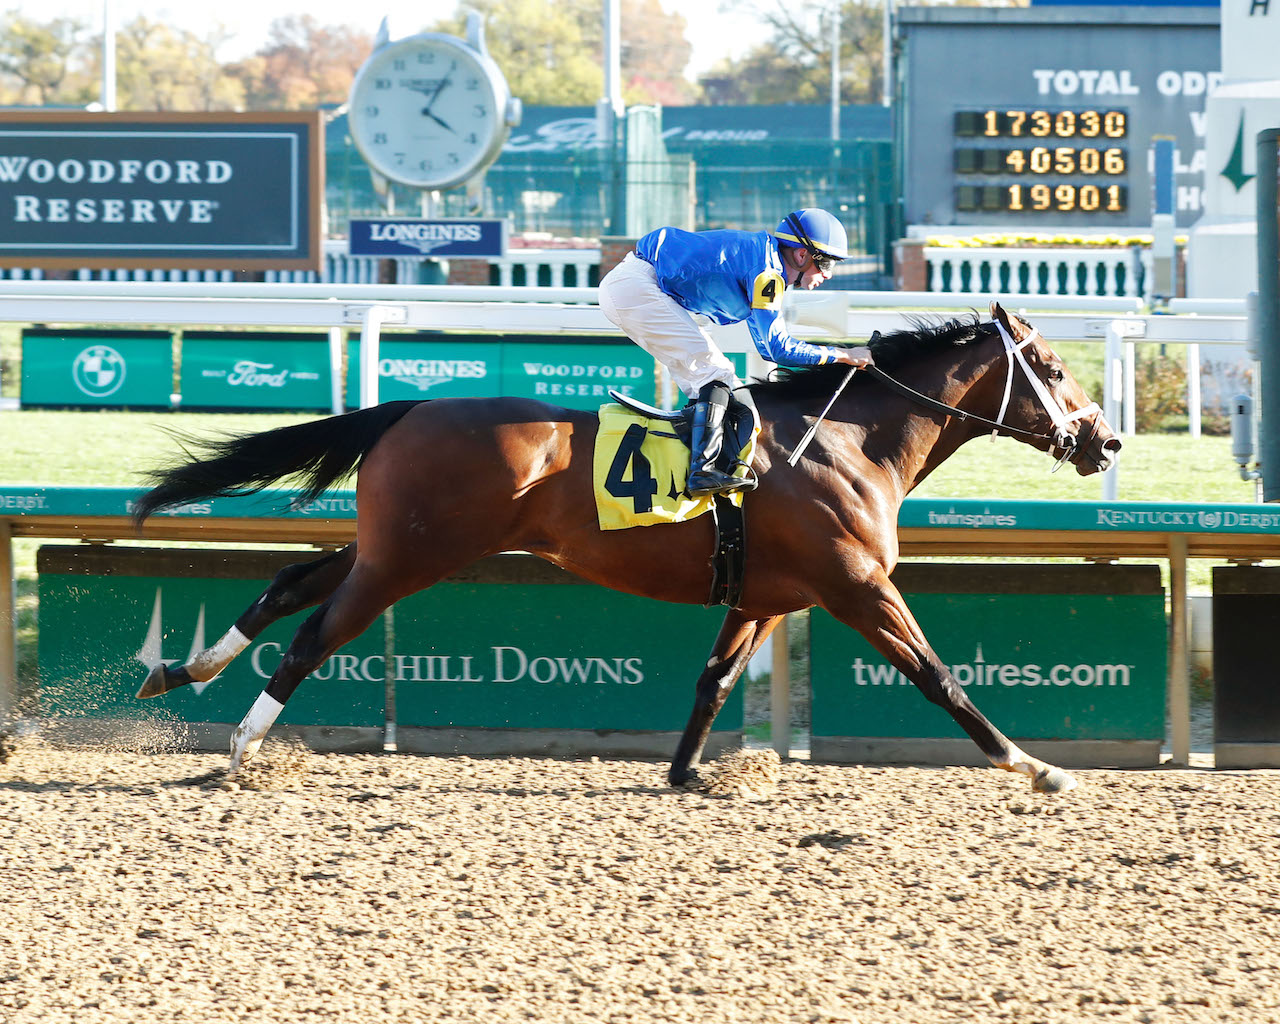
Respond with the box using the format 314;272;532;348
750;270;784;311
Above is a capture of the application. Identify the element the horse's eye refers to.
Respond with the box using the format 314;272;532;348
1047;368;1064;384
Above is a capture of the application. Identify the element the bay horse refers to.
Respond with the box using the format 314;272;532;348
133;302;1119;793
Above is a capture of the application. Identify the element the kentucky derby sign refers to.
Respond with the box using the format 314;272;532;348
348;218;507;259
0;111;322;271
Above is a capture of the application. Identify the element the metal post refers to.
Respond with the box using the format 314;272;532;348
328;327;344;415
359;307;393;408
830;5;840;142
1102;321;1123;500
101;0;116;111
1123;340;1136;436
0;521;15;726
882;0;893;108
1257;130;1280;501
1167;534;1191;766
771;615;790;758
1186;342;1202;439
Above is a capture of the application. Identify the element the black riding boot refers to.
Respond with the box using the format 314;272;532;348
686;383;752;498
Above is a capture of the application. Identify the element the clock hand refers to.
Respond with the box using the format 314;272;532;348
420;61;456;113
421;110;456;134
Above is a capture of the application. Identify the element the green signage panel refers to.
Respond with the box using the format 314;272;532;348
181;332;332;410
21;328;173;408
392;582;740;732
38;569;384;728
500;339;657;409
345;333;502;404
811;569;1166;742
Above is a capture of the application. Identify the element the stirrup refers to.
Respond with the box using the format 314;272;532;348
687;467;753;498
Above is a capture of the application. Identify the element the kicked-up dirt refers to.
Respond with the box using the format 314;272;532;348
1;736;1278;1024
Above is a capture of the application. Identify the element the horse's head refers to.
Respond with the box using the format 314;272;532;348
989;301;1121;476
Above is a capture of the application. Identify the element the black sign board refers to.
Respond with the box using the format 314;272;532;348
0;111;322;270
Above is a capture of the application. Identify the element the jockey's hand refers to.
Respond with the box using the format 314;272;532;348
833;346;874;369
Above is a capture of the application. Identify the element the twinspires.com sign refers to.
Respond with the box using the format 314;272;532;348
0;111;322;270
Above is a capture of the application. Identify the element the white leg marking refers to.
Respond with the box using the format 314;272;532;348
229;691;284;775
187;626;250;682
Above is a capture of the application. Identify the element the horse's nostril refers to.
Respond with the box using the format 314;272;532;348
1103;437;1122;453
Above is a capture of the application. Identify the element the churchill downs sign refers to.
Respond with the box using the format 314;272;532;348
0;111;322;270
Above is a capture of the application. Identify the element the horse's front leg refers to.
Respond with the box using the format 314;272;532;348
669;611;784;787
826;570;1077;794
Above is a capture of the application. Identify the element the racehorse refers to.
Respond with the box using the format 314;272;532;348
133;302;1119;793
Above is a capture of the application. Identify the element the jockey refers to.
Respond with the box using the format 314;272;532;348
599;208;873;498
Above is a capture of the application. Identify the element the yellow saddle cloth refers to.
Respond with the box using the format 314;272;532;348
592;404;758;531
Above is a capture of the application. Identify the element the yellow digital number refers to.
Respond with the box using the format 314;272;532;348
1055;184;1076;211
1005;149;1026;173
1054;111;1076;137
1006;110;1027;136
1030;111;1052;137
751;270;784;311
1080;111;1101;137
1104;111;1126;138
1104;148;1126;174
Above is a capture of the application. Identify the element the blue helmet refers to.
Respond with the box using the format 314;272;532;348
774;208;849;261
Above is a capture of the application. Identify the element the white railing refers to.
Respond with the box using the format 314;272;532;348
925;246;1151;299
3;240;603;289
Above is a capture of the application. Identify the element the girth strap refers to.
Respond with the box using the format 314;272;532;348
706;493;746;608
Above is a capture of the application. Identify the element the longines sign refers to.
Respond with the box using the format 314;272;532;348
0;111;323;270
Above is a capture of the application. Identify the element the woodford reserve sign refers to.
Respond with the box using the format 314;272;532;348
0;111;322;271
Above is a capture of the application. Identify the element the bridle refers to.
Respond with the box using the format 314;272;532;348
865;320;1110;472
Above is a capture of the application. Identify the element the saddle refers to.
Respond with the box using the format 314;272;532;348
607;388;757;608
607;388;760;480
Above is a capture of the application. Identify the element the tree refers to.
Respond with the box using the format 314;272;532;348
432;0;696;107
617;0;696;106
106;17;245;111
227;16;372;109
0;13;90;106
434;0;604;106
698;0;886;106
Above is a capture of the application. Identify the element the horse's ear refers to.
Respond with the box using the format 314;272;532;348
990;300;1009;327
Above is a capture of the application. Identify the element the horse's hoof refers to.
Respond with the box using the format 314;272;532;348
136;663;170;699
1033;766;1078;794
668;767;701;788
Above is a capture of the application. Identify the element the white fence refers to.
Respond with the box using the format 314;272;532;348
924;246;1151;298
0;241;603;290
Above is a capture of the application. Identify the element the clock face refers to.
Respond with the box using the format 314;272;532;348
348;33;506;189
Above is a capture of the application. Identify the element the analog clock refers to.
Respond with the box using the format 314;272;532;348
348;17;521;191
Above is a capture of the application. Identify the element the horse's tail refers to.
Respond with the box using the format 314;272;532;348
132;400;421;527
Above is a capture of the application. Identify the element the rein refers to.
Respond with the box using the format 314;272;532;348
864;323;1107;471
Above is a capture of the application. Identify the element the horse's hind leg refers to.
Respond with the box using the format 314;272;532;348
669;612;784;786
226;559;411;775
137;544;358;699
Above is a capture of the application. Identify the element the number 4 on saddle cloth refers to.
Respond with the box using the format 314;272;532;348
592;390;759;607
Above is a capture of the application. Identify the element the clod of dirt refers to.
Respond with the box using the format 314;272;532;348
707;747;781;798
236;738;314;791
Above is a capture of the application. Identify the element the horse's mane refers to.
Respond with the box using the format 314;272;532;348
747;313;998;402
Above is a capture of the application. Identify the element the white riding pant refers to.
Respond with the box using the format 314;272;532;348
598;252;739;397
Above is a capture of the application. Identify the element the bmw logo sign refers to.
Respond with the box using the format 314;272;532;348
72;345;127;398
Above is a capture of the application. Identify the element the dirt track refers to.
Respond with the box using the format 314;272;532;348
2;738;1279;1024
